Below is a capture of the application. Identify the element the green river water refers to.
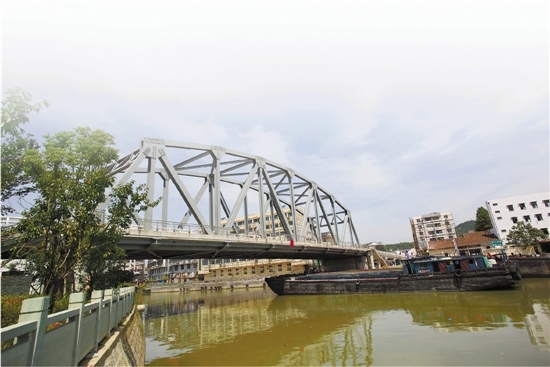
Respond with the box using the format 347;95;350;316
143;278;550;366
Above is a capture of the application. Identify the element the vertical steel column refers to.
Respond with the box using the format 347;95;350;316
212;157;221;234
244;194;249;237
288;171;297;240
145;155;156;230
313;186;321;242
331;197;339;245
162;176;169;227
208;175;214;233
257;163;266;238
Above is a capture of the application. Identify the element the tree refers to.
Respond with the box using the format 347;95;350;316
13;127;157;309
1;88;48;215
474;207;492;231
506;222;548;252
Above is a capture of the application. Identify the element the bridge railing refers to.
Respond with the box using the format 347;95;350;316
1;286;135;367
128;219;365;249
0;216;22;228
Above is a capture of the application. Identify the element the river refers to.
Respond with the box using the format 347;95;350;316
142;279;550;366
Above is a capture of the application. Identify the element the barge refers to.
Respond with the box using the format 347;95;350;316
265;255;516;295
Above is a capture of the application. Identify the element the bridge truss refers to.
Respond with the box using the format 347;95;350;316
106;138;360;248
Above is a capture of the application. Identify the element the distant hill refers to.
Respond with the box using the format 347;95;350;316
377;242;414;251
455;220;475;236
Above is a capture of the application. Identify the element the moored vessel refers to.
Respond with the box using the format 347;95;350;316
265;255;515;295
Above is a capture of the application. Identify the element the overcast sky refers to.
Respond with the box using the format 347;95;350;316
2;1;548;244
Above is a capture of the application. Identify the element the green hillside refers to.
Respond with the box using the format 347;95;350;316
455;220;475;236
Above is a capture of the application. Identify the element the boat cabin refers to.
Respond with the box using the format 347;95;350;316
401;255;491;275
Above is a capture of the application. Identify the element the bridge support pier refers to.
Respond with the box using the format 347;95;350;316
322;256;367;272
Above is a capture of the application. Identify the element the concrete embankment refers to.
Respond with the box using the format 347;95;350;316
80;306;145;367
145;279;268;293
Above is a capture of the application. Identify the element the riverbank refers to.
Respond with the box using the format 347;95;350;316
144;278;268;293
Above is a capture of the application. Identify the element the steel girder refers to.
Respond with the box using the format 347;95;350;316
106;138;361;247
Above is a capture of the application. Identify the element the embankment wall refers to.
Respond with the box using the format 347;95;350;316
81;306;145;367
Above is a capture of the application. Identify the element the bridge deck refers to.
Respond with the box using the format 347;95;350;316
119;228;369;260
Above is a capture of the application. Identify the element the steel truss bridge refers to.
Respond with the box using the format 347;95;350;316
3;138;384;262
107;138;364;260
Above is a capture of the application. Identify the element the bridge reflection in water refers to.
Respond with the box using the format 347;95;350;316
143;279;550;366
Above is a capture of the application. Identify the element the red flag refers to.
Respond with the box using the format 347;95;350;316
290;239;295;247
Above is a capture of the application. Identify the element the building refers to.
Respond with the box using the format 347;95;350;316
147;258;309;283
426;231;499;256
410;212;457;250
221;206;310;240
485;192;550;243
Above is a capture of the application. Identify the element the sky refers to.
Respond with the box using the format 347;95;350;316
2;1;549;244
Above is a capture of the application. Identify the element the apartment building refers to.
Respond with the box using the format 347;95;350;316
410;212;457;250
485;192;550;243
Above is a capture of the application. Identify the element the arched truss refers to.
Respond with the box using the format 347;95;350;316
106;138;360;247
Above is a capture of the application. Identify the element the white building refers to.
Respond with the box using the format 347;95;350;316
409;212;456;249
485;192;550;243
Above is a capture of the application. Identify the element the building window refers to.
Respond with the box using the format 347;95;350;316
495;210;500;213
507;205;514;211
544;200;550;207
519;203;526;210
523;215;531;222
531;201;538;208
497;217;502;220
535;214;543;221
541;228;549;235
492;203;498;206
511;217;518;223
501;229;507;233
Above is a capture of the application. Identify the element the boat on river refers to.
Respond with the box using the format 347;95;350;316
265;255;516;295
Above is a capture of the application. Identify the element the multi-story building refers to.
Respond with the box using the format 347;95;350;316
147;258;309;283
485;192;550;243
410;212;456;250
222;207;309;240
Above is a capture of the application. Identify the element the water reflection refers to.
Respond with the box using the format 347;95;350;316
144;279;550;366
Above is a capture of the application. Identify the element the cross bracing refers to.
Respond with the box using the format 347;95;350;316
106;138;361;248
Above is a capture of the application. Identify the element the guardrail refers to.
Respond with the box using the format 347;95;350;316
128;219;364;249
1;286;135;366
0;216;22;228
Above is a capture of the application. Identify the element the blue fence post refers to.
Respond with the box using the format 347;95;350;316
90;290;104;352
18;296;50;366
68;292;86;365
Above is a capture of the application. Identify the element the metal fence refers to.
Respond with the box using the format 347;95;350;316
1;286;135;366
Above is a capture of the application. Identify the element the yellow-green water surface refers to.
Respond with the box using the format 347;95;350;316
143;279;550;366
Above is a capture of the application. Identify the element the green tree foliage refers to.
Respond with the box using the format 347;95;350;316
12;127;157;308
506;222;548;252
1;88;48;215
474;207;492;231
